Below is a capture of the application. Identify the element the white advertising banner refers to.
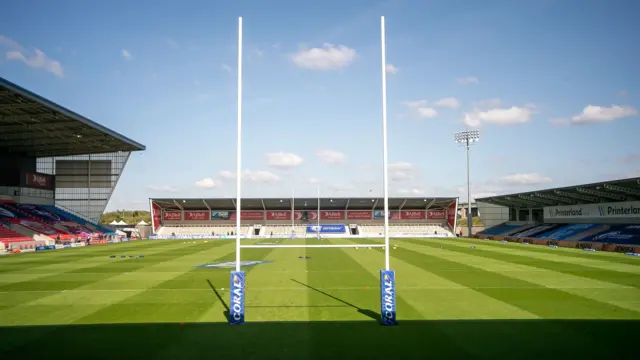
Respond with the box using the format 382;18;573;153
544;201;640;219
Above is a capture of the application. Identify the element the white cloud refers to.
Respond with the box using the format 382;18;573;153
219;169;280;183
434;97;460;109
396;188;424;195
570;105;637;125
315;149;346;164
417;107;438;118
402;100;427;108
219;170;235;180
265;152;303;168
463;106;533;127
147;185;179;193
121;49;133;60
292;43;356;70
222;64;232;74
244;170;280;183
388;162;416;182
497;173;552;186
308;177;322;184
457;76;479;84
0;35;22;50
1;36;63;77
195;178;218;189
401;100;438;119
5;49;64;78
386;63;398;74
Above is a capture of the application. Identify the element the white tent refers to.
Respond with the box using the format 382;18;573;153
117;220;127;226
109;220;118;225
137;220;148;225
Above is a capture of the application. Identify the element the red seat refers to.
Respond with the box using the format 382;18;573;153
0;224;32;244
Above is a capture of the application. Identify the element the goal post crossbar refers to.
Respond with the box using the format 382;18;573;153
240;244;385;249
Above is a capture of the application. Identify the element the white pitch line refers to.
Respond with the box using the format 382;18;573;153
240;244;385;249
0;284;627;295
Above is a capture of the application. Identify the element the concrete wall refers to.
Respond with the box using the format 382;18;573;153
456;226;486;237
476;202;509;228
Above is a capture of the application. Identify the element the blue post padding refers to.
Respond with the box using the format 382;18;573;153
380;269;398;326
229;271;246;325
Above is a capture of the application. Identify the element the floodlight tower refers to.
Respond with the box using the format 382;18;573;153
454;129;480;237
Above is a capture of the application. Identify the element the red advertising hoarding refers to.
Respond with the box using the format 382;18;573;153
229;211;264;220
266;210;291;220
400;210;425;220
320;211;344;220
152;202;162;231
347;210;372;220
447;200;457;230
427;210;446;220
25;172;54;190
163;211;182;221
184;211;209;221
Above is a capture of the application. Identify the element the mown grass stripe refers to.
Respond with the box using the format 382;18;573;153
224;239;310;323
405;238;640;289
344;238;538;320
453;237;640;266
360;238;640;319
0;240;177;267
74;242;276;325
0;241;222;291
0;240;182;276
397;239;640;314
0;242;230;319
302;238;408;323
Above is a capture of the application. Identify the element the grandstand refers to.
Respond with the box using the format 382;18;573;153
0;76;145;251
475;177;640;252
149;197;459;239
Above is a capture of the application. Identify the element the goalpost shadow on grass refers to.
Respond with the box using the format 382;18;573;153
206;279;231;322
290;279;379;321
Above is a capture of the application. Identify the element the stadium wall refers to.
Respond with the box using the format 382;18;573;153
476;202;509;227
36;152;132;223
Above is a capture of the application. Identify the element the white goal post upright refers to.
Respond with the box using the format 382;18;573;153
229;16;246;326
379;16;397;326
229;16;397;326
317;187;320;240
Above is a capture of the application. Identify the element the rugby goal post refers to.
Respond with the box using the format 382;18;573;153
229;16;397;326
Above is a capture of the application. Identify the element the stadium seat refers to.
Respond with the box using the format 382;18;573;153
478;223;522;236
0;223;33;244
580;224;640;245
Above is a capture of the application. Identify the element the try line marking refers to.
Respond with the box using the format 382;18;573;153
240;244;386;249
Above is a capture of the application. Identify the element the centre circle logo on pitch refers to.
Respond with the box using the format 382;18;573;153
194;260;273;269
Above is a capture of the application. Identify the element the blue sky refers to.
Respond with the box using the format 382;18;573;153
1;0;639;211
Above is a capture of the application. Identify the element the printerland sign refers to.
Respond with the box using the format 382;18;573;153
544;201;640;219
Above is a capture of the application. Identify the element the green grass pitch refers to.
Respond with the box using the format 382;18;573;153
1;237;639;359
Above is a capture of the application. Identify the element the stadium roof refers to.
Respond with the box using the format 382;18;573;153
476;177;640;208
0;76;145;157
151;197;457;211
